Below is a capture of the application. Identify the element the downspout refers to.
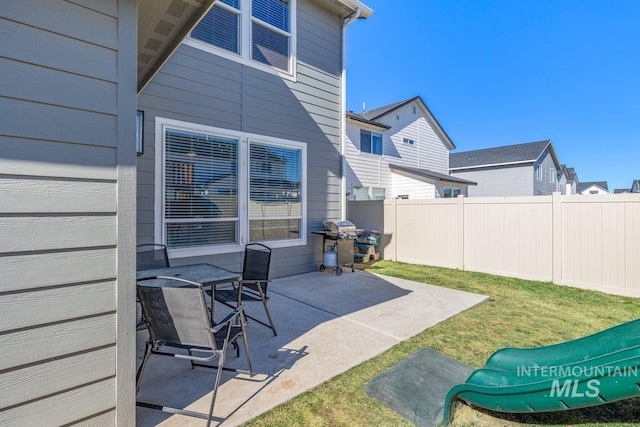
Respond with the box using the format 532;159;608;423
341;7;361;221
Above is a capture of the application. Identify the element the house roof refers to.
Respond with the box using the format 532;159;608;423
351;96;455;149
450;140;560;170
389;164;477;187
614;189;631;194
137;0;372;93
565;166;578;183
346;112;390;129
577;181;609;193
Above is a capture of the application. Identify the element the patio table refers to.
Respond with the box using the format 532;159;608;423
137;263;241;321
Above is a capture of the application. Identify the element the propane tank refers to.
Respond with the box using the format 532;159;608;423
323;245;337;268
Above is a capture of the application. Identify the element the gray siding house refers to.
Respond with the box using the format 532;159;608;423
137;0;372;278
1;0;369;424
450;140;561;197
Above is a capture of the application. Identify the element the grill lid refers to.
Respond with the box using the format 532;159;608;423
323;220;357;238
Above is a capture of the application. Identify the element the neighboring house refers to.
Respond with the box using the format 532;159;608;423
557;165;568;194
559;165;580;196
345;96;476;200
1;0;371;424
578;181;609;195
613;180;639;194
449;140;561;197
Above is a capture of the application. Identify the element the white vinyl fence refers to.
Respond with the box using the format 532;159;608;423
348;193;640;298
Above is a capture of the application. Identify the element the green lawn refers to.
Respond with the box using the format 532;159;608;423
246;260;640;427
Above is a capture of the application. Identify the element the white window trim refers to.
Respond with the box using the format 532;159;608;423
402;137;415;146
536;166;543;181
155;117;307;258
359;129;383;156
184;0;297;81
549;167;555;183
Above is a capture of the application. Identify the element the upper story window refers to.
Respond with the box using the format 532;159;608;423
549;168;555;184
360;129;383;155
189;0;295;75
536;166;543;181
403;137;415;146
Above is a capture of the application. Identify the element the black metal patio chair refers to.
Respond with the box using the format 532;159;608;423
136;243;170;329
136;276;253;426
136;243;169;271
209;243;277;336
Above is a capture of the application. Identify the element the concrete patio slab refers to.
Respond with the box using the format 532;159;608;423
136;270;488;426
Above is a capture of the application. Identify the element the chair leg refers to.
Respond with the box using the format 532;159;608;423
257;283;277;336
206;351;226;427
239;311;253;376
136;341;153;392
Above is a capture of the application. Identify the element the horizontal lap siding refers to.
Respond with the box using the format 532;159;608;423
452;165;533;197
137;0;343;277
0;0;128;423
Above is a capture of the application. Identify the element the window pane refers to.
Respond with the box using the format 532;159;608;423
360;130;371;153
192;4;239;53
372;132;383;155
252;0;289;32
252;22;289;71
165;129;238;248
372;187;386;200
249;141;302;242
250;142;301;217
167;222;237;247
250;219;300;241
352;186;369;200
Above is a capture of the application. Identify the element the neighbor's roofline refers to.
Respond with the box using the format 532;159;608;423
450;159;536;171
346;113;391;130
368;96;455;150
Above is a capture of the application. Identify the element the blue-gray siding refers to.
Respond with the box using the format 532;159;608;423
0;0;137;424
533;148;559;195
137;0;344;277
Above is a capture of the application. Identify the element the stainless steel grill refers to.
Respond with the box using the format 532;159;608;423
322;220;358;239
312;220;357;275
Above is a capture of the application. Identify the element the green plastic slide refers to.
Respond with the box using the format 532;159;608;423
442;318;640;425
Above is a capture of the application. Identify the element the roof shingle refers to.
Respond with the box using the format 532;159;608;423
449;140;552;169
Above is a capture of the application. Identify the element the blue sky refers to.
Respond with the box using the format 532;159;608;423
345;0;640;191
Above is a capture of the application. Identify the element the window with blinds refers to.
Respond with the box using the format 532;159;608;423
249;141;301;241
251;0;291;71
191;0;240;54
189;0;294;74
164;128;239;248
159;119;306;254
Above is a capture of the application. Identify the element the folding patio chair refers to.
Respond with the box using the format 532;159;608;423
136;243;169;271
210;243;277;336
136;243;170;329
136;276;253;426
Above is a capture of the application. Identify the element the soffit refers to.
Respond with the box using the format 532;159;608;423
137;0;216;93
